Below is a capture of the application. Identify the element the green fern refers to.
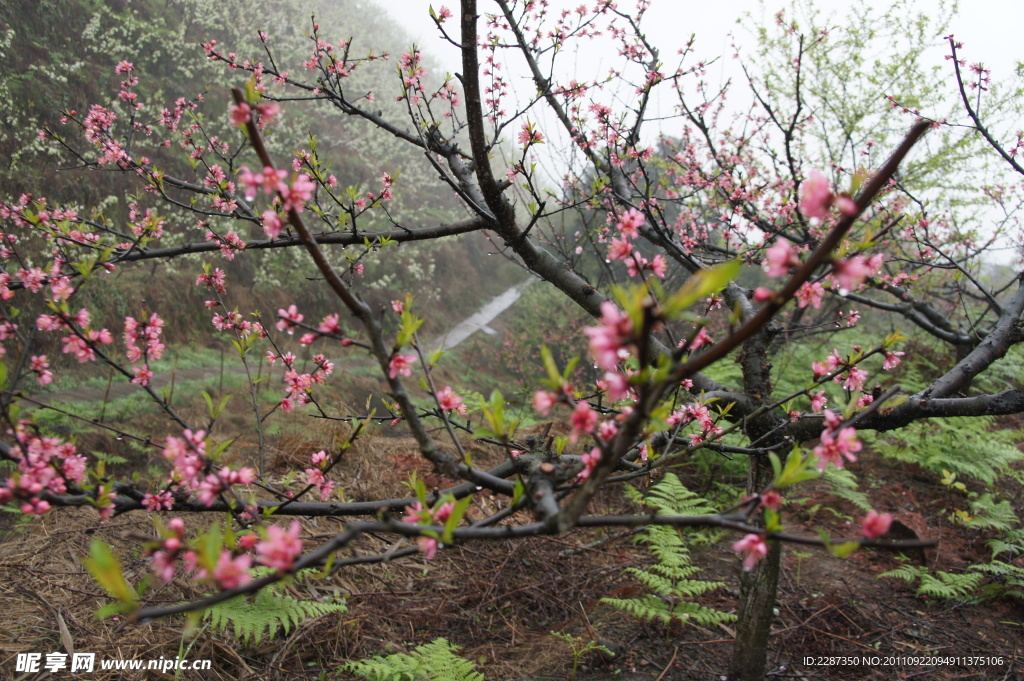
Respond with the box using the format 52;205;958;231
970;560;1024;601
92;450;128;466
205;568;346;646
343;638;483;681
868;416;1023;485
989;527;1024;561
821;467;873;512
879;564;984;601
602;474;736;627
967;494;1019;532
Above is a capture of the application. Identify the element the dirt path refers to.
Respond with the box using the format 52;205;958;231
26;278;534;406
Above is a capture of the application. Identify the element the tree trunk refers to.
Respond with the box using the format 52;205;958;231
727;455;781;681
729;326;785;680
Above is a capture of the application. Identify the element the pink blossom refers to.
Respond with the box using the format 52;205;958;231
616;208;645;238
229;102;252;128
388;353;417;379
276;304;303;333
533;390;556;416
795;281;824;309
517;121;545;147
683;326;714;351
597;420;618;441
799;169;833;220
583;301;634;371
213;550;253;589
649;254;667;279
257;521;304;571
569;400;598;443
835;195;858;216
262;210;284;239
437;5;453;20
254;101;280;128
142;490;174;512
763;239;801;278
304;468;335;500
813;425;862;470
281;173;316;212
861;510;893;539
842;366;869;392
30;355;53;386
437;386;464;413
809;390;827;414
831;255;874;292
760;490;784;510
131;365;153;386
606;237;633;261
598;371;630;402
151;549;177;582
733;534;769;571
883;351;905;370
577;447;601;481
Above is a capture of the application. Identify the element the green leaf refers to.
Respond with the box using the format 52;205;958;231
663;260;741;316
775;446;820;488
84;539;137;607
512;477;525;506
826;541;861;558
441;496;472;544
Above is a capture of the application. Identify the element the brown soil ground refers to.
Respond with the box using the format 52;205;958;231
2;427;1023;681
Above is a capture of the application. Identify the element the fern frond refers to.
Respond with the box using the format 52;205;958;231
968;494;1019;532
879;565;983;601
600;595;736;627
641;473;718;516
603;473;733;627
344;638;484;681
871;416;1023;484
988;527;1024;560
822;467;872;512
204;568;346;646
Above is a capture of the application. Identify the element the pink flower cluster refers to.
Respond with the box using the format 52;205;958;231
148;518;304;588
831;253;883;293
304;450;335;501
257;521;304;570
666;402;722;446
388;353;417;379
605;209;666;279
403;500;456;559
437;386;467;415
278;354;334;412
517;120;545;148
812;411;862;471
196;267;227;293
798;169;857;220
733;534;768;571
228;100;281;130
577;447;602;481
124;313;165;385
0;424;88;515
276;304;303;334
238;167;315;213
583;301;634;371
162;429;207;486
763;239;801;278
861;510;893;539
